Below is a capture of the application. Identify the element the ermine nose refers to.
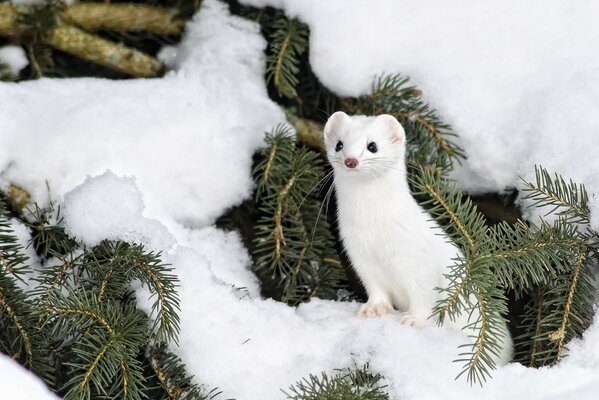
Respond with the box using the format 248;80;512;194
344;158;359;169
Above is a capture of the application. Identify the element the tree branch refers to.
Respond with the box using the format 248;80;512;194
63;4;183;36
45;24;164;78
0;3;171;78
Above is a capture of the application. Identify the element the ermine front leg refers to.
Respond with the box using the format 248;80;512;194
398;281;436;327
358;281;393;318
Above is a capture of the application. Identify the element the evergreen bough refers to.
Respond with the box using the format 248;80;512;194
265;13;309;99
252;125;346;304
283;364;389;400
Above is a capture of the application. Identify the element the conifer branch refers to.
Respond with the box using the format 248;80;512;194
44;303;115;334
512;170;597;367
266;14;309;98
526;288;545;367
547;246;586;359
0;199;30;276
0;194;200;398
130;256;180;343
0;287;33;368
253;126;344;304
423;183;475;250
391;110;455;157
522;165;590;224
97;259;118;303
273;175;297;258
263;143;279;185
149;343;220;400
79;336;116;390
283;364;389;400
467;290;488;380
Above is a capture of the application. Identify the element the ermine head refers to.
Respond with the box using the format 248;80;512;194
323;111;406;178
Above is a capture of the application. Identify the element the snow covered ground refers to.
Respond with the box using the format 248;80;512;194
1;0;599;399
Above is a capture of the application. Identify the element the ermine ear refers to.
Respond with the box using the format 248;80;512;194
324;111;349;141
376;114;405;144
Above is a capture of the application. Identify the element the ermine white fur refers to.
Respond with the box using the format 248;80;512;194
324;111;512;365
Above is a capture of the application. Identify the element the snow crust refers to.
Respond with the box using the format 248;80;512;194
240;0;599;223
0;45;28;75
0;0;284;228
1;0;599;399
0;354;58;400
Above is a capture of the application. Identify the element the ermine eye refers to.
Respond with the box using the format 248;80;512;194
367;142;378;153
335;141;343;152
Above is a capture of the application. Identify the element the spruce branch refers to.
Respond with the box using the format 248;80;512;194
148;343;221;400
516;244;595;367
511;170;597;367
522;165;590;225
283;364;389;400
0;190;201;398
0;284;33;368
0;199;30;276
253;125;345;304
43;289;149;400
26;202;78;258
254;125;296;199
412;167;507;384
85;241;181;344
547;245;587;358
266;13;309;99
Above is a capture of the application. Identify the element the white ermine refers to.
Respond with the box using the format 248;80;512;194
324;111;512;365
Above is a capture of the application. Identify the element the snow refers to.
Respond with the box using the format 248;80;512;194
61;171;175;250
0;354;58;400
0;0;285;228
1;0;599;399
239;0;599;226
0;45;28;75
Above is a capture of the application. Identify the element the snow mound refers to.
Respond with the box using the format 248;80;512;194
240;0;599;225
0;0;285;228
62;171;175;250
0;46;28;75
0;354;58;400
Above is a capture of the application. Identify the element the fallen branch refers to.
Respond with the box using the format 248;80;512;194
0;3;176;78
46;24;163;78
0;4;18;37
284;109;325;151
64;3;183;35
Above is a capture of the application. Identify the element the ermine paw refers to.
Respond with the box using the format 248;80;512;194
358;303;393;318
398;312;430;328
